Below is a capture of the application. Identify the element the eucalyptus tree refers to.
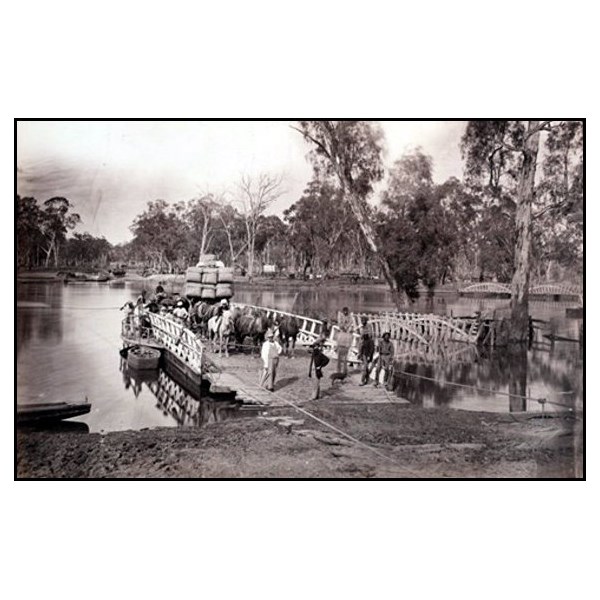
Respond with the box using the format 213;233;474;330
16;195;44;268
216;204;248;268
254;215;288;271
130;199;188;273
294;121;416;304
185;193;223;260
533;121;584;279
462;120;583;340
64;233;112;268
284;179;357;277
379;149;462;296
39;197;81;267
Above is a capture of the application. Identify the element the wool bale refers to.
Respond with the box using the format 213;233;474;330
201;285;216;300
216;283;233;298
202;268;218;285
217;267;234;284
184;282;203;298
186;267;203;283
197;254;217;267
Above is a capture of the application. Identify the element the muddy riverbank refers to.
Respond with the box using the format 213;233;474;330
17;399;582;479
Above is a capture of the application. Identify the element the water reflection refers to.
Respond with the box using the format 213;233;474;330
392;342;580;414
17;281;583;430
16;283;64;355
238;285;583;414
17;421;90;434
120;358;243;427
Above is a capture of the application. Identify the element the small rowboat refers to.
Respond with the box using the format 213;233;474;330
127;346;162;370
17;402;92;424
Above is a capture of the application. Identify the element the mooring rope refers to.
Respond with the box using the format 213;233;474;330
271;393;426;478
205;354;424;477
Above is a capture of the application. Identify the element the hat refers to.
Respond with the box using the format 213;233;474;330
220;299;229;305
177;301;183;307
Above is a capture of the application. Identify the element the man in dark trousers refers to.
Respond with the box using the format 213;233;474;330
309;334;329;400
357;316;375;386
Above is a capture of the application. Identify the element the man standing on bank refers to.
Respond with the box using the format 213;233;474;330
335;324;353;378
374;332;395;389
357;316;375;386
260;330;282;392
337;306;353;334
309;334;330;400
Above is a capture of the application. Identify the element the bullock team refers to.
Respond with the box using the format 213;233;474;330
192;299;302;359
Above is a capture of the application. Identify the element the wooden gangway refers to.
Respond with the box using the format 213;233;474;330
121;313;205;376
233;303;482;360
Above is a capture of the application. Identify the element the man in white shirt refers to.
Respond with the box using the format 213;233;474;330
260;330;283;392
173;301;189;324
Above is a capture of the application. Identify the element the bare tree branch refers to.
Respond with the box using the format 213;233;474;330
290;124;333;162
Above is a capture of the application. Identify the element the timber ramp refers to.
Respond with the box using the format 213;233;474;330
205;354;409;408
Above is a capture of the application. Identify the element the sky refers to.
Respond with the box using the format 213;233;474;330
16;120;467;244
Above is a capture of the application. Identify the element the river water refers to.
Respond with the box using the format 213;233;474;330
17;281;583;432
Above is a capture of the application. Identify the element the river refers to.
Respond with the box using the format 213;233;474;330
16;280;583;432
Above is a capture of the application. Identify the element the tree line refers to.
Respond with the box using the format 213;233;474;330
17;121;583;328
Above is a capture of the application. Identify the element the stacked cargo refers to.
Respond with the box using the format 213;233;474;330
184;254;234;302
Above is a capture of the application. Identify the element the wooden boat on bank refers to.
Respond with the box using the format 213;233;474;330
17;401;92;424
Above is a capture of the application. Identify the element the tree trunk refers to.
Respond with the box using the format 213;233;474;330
510;121;541;342
508;346;528;412
247;238;255;281
346;191;405;309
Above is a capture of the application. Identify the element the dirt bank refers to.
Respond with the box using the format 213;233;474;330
16;401;582;479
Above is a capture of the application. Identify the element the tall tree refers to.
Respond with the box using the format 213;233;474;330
16;195;43;268
294;121;411;304
284;179;356;277
39;197;81;267
186;193;223;260
255;215;288;270
130;200;187;273
462;120;553;340
236;173;284;279
216;204;248;268
383;149;434;216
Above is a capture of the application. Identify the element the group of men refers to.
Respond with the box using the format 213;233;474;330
121;285;232;334
123;292;394;399
258;305;395;400
336;307;395;389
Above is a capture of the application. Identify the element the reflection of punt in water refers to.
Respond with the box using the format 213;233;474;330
120;354;245;427
148;372;243;428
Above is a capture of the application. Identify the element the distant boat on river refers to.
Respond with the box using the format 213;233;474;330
60;271;112;283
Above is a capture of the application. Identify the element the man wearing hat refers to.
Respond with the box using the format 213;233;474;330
173;301;189;323
259;329;282;392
